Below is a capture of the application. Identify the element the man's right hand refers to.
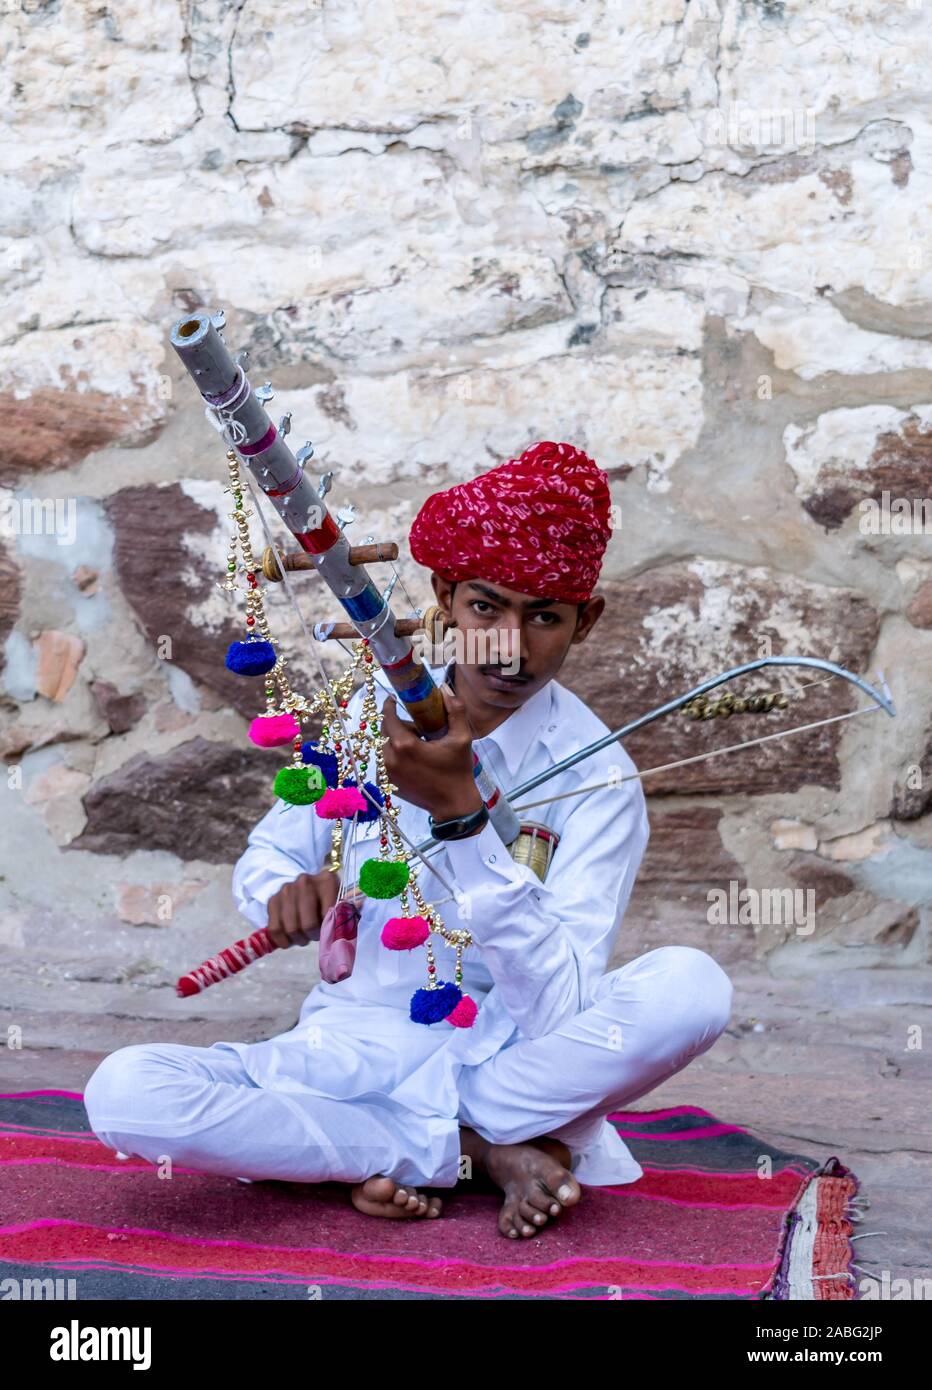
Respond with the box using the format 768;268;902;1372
266;870;340;949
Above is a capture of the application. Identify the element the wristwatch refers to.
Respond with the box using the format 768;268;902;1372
428;803;490;841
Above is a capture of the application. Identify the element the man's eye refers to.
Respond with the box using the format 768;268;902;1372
532;612;560;624
470;600;497;615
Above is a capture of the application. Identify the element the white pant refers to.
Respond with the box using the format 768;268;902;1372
84;946;732;1188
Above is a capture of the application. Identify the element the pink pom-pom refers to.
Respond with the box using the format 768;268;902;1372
248;713;301;748
381;915;430;951
446;995;478;1028
315;786;368;819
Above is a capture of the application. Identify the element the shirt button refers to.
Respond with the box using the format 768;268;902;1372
548;724;557;732
487;854;497;864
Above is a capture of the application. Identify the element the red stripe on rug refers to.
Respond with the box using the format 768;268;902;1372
607;1167;809;1210
0;1219;776;1296
0;1133;202;1173
0;1133;804;1209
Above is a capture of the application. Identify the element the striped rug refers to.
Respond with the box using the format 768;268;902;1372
0;1090;858;1300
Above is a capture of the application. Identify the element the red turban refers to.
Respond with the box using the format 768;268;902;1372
408;440;612;603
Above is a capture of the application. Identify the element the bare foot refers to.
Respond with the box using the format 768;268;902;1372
461;1129;582;1239
350;1175;443;1220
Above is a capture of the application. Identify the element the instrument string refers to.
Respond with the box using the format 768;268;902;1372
388;559;422;620
370;696;887;893
510;702;884;813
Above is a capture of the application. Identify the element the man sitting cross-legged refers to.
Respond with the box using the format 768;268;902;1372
84;440;732;1239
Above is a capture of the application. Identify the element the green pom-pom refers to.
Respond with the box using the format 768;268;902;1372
274;765;325;806
359;858;410;899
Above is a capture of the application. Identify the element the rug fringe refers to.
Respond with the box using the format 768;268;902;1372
769;1156;861;1301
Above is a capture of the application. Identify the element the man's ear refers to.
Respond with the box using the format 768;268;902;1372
571;595;605;645
431;572;455;615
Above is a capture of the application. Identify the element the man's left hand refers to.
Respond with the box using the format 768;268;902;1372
379;683;484;822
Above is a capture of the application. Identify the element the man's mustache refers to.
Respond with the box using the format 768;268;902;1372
479;663;530;680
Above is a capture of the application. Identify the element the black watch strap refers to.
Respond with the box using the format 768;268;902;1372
429;803;490;841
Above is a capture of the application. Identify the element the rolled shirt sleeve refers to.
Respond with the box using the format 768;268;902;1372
441;774;650;1039
231;797;334;930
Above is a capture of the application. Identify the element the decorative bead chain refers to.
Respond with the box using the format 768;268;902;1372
313;645;368;874
223;448;310;723
354;644;474;984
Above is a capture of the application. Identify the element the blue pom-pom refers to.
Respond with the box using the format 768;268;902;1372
355;781;384;823
225;640;276;677
410;982;462;1025
301;741;339;787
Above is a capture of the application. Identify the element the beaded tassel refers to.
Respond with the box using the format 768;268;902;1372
219;449;318;801
353;643;477;1028
305;642;369;874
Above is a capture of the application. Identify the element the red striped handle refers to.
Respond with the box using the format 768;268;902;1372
175;927;280;997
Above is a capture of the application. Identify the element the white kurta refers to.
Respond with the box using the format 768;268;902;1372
223;660;652;1186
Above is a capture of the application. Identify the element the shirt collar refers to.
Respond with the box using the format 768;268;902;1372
433;659;556;781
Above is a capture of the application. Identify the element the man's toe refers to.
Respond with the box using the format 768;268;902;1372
363;1176;396;1202
555;1174;581;1206
526;1186;556;1214
519;1199;548;1226
498;1198;521;1239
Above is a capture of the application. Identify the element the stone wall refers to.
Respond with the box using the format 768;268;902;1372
1;1;931;1034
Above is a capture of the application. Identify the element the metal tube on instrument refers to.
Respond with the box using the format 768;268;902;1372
170;308;521;847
